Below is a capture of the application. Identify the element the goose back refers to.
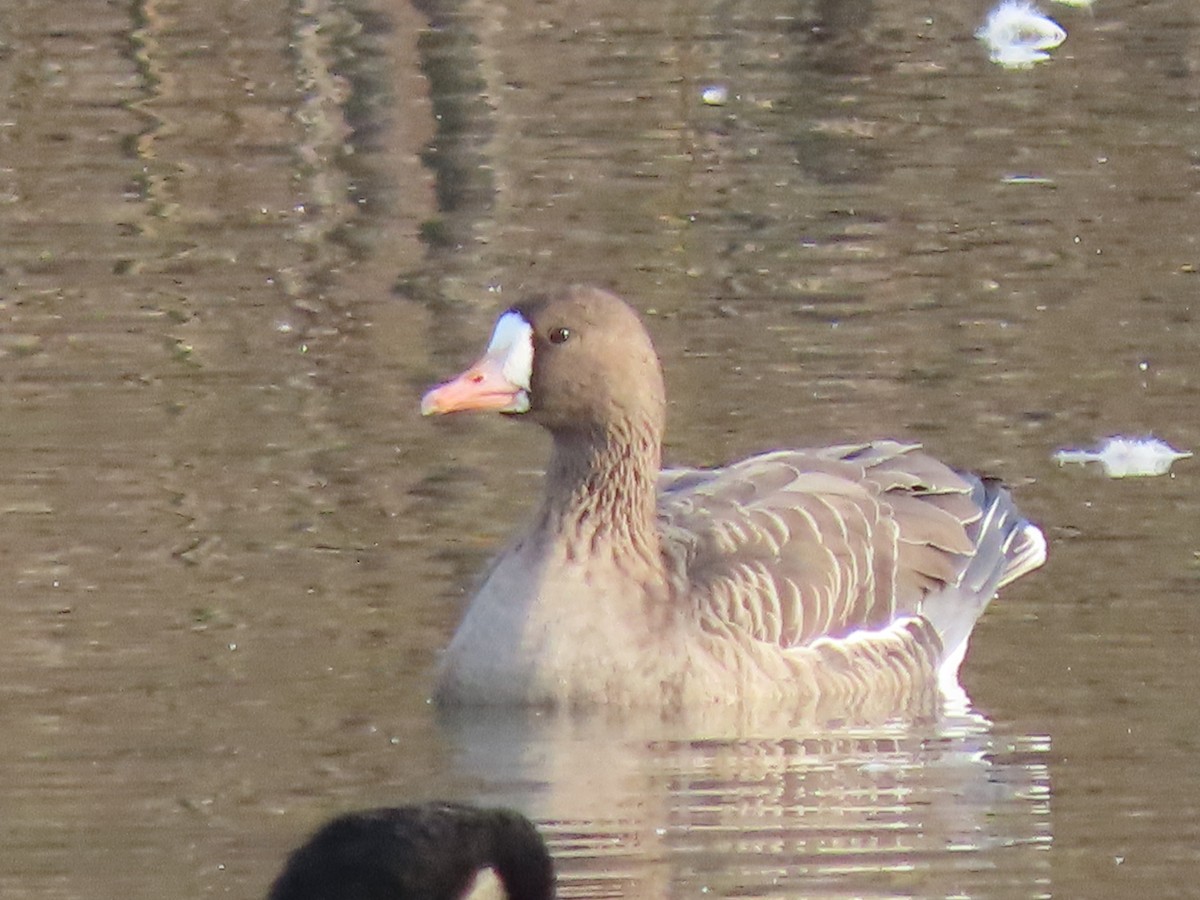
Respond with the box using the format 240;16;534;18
657;440;1045;694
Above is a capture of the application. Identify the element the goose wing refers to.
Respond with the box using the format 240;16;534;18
656;441;984;649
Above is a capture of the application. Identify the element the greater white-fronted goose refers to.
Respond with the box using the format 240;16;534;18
268;803;555;900
421;286;1045;716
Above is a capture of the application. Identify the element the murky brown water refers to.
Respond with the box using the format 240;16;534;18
1;0;1198;896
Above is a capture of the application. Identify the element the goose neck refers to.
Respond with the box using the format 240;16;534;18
540;419;662;568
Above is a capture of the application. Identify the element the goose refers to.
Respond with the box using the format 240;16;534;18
421;286;1045;717
268;803;555;900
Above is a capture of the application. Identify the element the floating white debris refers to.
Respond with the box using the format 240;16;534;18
1001;174;1057;186
977;0;1067;68
700;85;729;106
990;43;1054;68
1053;437;1192;478
1050;0;1094;8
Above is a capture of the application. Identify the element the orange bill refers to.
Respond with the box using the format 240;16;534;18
421;355;529;415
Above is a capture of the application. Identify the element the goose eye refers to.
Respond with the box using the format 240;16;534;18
548;326;571;345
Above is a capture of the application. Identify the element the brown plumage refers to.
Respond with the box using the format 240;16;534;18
421;286;1045;721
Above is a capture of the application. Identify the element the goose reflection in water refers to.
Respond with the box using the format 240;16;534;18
434;706;1052;898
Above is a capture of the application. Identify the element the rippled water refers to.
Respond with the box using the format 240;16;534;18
435;708;1052;897
1;0;1197;896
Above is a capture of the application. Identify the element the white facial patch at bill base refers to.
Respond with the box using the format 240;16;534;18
487;310;534;412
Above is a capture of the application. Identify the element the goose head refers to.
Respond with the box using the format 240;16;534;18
268;803;555;900
421;286;665;441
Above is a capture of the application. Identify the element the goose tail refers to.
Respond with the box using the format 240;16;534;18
923;477;1046;696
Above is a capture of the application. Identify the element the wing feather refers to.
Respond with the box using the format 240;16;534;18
657;441;988;652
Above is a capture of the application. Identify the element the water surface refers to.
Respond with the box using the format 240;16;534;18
1;0;1197;896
